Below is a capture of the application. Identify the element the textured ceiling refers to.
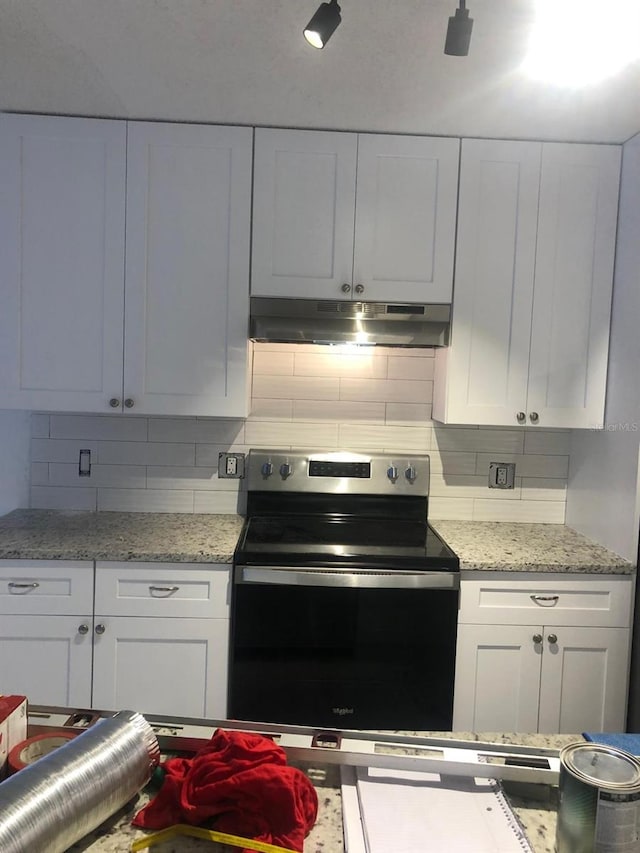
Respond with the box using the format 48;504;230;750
0;0;639;143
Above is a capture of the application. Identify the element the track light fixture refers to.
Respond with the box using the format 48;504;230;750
444;0;473;56
303;0;342;49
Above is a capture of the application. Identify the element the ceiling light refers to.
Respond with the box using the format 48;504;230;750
523;0;640;86
444;0;473;56
304;0;342;49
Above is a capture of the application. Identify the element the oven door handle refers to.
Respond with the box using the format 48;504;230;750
239;567;459;590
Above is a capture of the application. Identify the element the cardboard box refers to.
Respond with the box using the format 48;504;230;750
0;696;28;778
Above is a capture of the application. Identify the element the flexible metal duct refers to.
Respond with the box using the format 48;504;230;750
0;710;159;853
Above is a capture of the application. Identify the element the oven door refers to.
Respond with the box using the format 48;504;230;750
229;566;459;730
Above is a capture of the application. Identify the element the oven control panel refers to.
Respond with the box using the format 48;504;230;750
246;449;430;496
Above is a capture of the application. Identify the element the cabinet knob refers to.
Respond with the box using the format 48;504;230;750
529;411;539;423
109;398;120;408
516;412;526;423
355;284;365;294
532;633;543;644
341;283;352;294
124;398;135;409
547;633;558;645
78;623;90;635
95;623;106;635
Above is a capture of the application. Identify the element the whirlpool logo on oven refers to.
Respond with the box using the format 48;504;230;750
332;707;354;716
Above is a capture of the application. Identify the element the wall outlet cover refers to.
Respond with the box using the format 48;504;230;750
218;452;246;479
488;461;516;489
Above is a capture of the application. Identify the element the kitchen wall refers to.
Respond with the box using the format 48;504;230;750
28;343;569;521
0;410;31;514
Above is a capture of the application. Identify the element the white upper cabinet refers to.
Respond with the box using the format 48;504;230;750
0;114;127;412
434;139;621;429
0;115;252;417
527;144;621;428
124;122;252;416
251;128;459;303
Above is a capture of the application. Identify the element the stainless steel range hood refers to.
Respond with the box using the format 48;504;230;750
250;297;451;347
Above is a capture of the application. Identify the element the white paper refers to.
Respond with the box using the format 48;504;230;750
350;766;533;853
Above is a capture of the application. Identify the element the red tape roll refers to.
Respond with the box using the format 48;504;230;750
8;731;78;774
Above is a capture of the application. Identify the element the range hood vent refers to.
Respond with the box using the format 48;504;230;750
250;297;451;348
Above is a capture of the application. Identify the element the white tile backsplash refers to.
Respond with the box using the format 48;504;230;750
339;377;433;404
31;485;97;510
29;343;570;521
97;441;195;467
50;414;147;442
97;488;194;513
293;400;385;423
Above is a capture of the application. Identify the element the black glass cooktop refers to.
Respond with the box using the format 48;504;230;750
234;515;459;572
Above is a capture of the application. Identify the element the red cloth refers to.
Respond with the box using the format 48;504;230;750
132;729;318;853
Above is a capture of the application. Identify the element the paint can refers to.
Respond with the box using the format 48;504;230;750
556;741;640;852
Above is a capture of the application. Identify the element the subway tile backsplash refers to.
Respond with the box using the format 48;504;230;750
29;343;568;522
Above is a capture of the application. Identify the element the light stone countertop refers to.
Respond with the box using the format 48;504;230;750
433;520;634;573
0;509;244;563
0;510;633;574
64;731;578;853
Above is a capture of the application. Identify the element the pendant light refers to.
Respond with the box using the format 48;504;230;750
444;0;473;56
303;0;342;49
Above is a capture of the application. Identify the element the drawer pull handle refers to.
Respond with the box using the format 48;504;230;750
149;585;179;595
547;633;558;645
95;624;106;635
8;582;40;593
78;623;90;635
530;594;559;606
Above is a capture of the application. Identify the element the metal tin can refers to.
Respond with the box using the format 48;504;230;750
556;742;640;852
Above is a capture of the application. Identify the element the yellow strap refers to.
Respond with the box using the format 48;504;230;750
131;823;298;853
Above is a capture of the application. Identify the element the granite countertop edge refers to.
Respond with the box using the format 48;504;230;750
0;510;634;574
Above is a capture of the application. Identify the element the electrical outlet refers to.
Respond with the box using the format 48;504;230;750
488;461;515;489
218;452;246;479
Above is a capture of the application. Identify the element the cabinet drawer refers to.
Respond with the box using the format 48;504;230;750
0;561;93;615
95;562;230;618
459;574;633;628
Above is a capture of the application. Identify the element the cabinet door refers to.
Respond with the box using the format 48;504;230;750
92;616;228;718
433;140;541;426
353;134;458;303
0;114;126;412
0;615;92;706
124;122;252;416
251;128;358;299
453;623;541;732
538;626;629;733
527;144;621;429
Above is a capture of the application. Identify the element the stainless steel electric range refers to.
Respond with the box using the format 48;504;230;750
229;449;460;730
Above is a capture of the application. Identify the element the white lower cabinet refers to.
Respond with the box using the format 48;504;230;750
453;574;633;734
92;561;230;718
0;615;93;707
0;560;94;707
0;560;230;718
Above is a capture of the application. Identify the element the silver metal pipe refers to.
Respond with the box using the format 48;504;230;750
0;710;159;853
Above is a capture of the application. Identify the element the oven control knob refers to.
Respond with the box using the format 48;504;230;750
261;461;273;478
387;466;398;482
280;462;292;479
405;465;417;483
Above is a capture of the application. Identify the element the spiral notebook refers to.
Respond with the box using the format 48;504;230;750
341;764;533;853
